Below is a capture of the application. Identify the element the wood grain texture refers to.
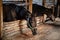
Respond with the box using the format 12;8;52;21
42;0;46;6
29;0;32;13
0;0;3;38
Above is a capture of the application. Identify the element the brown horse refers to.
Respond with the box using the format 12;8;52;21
3;3;37;35
3;4;17;22
32;4;53;23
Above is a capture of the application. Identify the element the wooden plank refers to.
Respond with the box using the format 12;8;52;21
0;0;3;38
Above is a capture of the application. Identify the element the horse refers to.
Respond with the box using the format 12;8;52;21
3;3;17;22
32;4;54;23
15;5;37;35
3;3;37;35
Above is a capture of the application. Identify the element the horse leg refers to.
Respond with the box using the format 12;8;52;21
43;14;47;23
27;16;37;35
39;16;44;23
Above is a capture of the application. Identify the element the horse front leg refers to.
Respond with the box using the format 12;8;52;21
43;14;47;23
27;16;37;35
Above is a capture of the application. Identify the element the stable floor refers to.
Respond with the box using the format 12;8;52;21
13;23;60;40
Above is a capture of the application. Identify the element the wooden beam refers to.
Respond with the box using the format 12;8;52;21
24;0;32;13
29;0;32;13
25;0;28;9
0;0;3;39
52;0;55;16
42;0;46;6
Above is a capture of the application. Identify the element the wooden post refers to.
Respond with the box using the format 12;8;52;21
25;0;32;13
0;0;3;38
25;0;28;9
57;0;60;17
42;0;46;6
29;0;32;13
53;0;55;16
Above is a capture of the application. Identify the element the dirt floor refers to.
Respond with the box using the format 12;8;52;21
12;23;60;40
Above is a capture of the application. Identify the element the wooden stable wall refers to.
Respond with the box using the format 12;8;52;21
0;0;3;38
